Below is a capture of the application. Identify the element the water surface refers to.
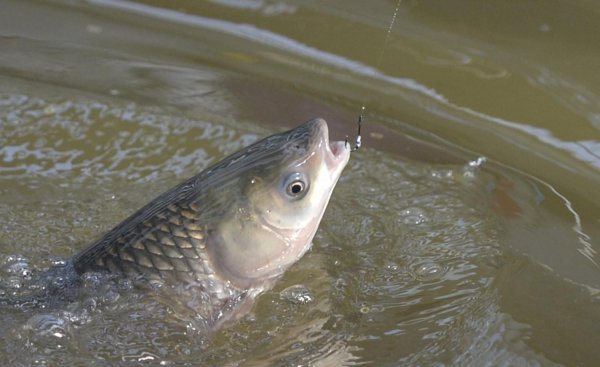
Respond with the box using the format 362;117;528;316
1;0;599;365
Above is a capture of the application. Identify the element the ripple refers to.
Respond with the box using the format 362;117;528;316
410;261;447;281
24;313;72;340
0;91;505;365
398;207;429;225
0;93;258;183
279;285;315;305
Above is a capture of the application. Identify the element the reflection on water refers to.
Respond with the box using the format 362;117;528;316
1;0;599;365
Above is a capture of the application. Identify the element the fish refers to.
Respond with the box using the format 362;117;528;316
33;118;349;328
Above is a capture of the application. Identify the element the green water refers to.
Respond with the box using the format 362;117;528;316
1;0;599;365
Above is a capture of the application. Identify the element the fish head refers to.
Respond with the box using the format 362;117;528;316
207;118;350;288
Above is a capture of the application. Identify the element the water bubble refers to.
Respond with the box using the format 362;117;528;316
279;285;314;305
50;258;68;267
63;309;92;327
462;156;487;179
386;262;399;271
24;313;71;339
359;304;384;314
467;156;487;169
430;169;454;180
6;260;31;276
1;255;33;287
5;276;23;289
411;262;446;281
21;268;32;280
398;207;428;225
102;289;120;304
81;271;104;288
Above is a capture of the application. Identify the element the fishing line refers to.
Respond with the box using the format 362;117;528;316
347;0;403;151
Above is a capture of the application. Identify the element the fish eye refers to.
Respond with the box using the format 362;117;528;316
288;181;305;195
283;173;309;199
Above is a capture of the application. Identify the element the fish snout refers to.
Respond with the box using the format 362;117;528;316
308;118;350;171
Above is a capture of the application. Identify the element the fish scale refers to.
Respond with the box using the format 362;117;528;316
71;196;244;324
83;200;217;285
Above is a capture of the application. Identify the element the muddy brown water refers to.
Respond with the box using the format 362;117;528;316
1;1;599;365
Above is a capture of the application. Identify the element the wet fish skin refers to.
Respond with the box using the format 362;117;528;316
70;118;350;326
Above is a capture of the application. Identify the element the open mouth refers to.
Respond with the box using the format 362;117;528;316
308;117;350;169
329;141;346;158
324;135;350;170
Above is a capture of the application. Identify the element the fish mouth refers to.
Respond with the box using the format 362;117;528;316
312;118;351;170
328;140;348;159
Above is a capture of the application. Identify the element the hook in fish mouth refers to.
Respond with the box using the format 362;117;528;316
345;110;363;152
309;118;349;168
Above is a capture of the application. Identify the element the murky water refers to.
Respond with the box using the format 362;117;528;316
1;0;599;366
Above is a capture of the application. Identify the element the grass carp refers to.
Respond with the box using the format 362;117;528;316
29;118;350;328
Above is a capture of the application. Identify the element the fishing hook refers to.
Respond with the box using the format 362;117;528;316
345;108;363;152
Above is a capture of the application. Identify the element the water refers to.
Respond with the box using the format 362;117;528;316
1;0;599;365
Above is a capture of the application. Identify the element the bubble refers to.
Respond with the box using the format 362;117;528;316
279;285;314;305
430;169;454;180
5;276;23;289
5;260;30;276
1;255;33;287
398;207;428;225
411;262;447;281
24;313;71;339
462;156;487;179
467;156;487;169
385;262;399;271
101;289;120;304
50;258;68;267
63;309;92;327
359;304;384;314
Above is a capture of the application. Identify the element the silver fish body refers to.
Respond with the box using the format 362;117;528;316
71;118;350;326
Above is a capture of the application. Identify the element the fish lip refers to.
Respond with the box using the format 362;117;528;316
314;118;351;169
326;141;351;169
